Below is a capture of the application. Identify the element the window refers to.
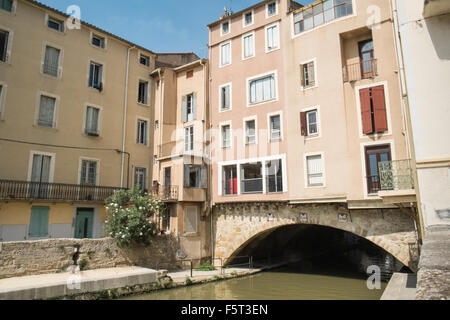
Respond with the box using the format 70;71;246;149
38;95;56;128
184;165;207;189
85;106;100;136
266;160;283;193
0;84;4;117
245;119;256;145
43;46;60;77
91;34;105;48
134;167;147;191
89;62;103;90
365;145;391;194
182;93;196;122
140;54;150;66
137;119;148;145
241;163;263;194
185;206;198;234
300;61;316;88
306;155;324;187
0;0;13;12
221;21;230;35
359;39;375;78
266;23;279;51
359;85;388;135
223;165;237;195
267;2;277;17
80;160;98;186
220;84;231;111
244;11;253;26
138;80;148;104
221;124;231;148
29;207;49;238
300;109;319;137
249;74;276;104
184;126;194;152
0;30;9;62
47;17;64;32
220;41;231;66
270;114;281;141
243;33;254;59
294;0;353;35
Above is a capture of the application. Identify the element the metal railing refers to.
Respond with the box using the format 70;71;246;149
379;159;415;191
367;175;381;194
343;59;378;82
150;185;179;201
0;180;124;202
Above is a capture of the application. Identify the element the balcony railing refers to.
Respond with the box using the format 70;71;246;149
379;160;415;191
150;185;179;201
0;180;124;202
343;59;378;82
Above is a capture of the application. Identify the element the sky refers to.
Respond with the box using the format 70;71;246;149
38;0;315;58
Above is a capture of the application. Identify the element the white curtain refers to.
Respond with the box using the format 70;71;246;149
307;155;324;185
44;46;60;76
244;34;254;58
221;43;230;65
222;85;230;109
38;96;55;127
86;107;99;133
267;25;278;49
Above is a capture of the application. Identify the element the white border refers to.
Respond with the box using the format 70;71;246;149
265;21;280;53
82;103;103;137
78;157;101;186
242;31;255;61
267;110;283;142
45;14;65;34
0;25;13;64
184;125;194;153
138;52;151;68
304;152;326;189
87;58;106;91
136;116;150;146
301;105;322;140
246;69;278;107
220;19;231;37
243;115;258;146
218;82;232;113
266;0;279;19
242;9;254;28
137;78;150;106
27;150;56;183
90;32;107;50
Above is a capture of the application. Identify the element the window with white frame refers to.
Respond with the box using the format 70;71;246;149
91;34;105;48
301;109;319;137
43;46;61;77
244;11;253;26
249;74;276;104
0;29;9;62
134;167;147;190
220;41;231;66
270;114;281;141
184;126;194;152
306;155;324;187
37;95;56;128
85;106;100;136
243;33;254;59
185;206;198;233
0;0;13;12
220;84;231;111
245;119;256;145
80;160;98;186
47;16;64;32
138;80;148;104
89;62;103;90
241;162;263;194
136;119;148;145
301;61;316;88
267;1;277;17
266;23;279;51
221;124;231;148
221;21;230;35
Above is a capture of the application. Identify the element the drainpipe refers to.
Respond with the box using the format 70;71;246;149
158;69;164;176
120;46;135;188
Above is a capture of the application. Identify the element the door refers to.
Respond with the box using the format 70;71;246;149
359;39;375;78
365;145;391;194
30;154;51;198
75;208;94;239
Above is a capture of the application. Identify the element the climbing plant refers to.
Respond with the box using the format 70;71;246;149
105;188;164;247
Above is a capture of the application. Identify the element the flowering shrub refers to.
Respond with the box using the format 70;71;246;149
105;188;164;247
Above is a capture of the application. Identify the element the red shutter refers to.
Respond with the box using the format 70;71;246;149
359;88;373;135
300;112;307;136
372;85;388;133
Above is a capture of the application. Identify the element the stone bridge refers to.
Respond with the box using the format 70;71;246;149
212;202;420;271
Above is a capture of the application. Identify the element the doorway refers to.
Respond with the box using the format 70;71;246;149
75;208;94;239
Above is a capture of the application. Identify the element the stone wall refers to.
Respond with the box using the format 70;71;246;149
0;236;181;280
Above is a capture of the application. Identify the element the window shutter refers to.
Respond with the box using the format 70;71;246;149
182;96;187;123
300;65;305;87
184;165;190;188
372;85;388;133
192;92;197;120
200;166;207;189
300;112;308;136
308;62;315;86
29;207;49;237
359;88;373;135
89;63;94;87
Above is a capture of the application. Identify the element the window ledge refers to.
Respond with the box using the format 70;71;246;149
248;98;277;108
137;102;150;107
301;85;318;92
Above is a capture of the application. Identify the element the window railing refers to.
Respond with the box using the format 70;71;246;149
241;178;263;194
150;185;179;201
0;180;124;202
379;160;415;191
343;59;377;82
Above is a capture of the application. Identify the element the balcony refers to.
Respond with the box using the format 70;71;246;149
150;185;179;202
0;180;124;203
343;59;377;82
378;160;417;204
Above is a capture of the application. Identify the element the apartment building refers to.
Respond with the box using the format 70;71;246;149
0;0;156;241
208;0;417;225
150;55;211;260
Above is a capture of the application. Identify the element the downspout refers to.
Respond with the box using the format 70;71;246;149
120;46;135;188
200;59;209;260
158;69;164;177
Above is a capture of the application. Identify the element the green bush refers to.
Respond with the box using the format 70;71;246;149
194;260;216;271
105;188;164;247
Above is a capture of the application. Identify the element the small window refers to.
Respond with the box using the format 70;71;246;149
221;124;231;148
244;11;253;26
0;0;13;12
182;93;196;122
47;17;64;32
243;33;254;59
0;29;9;62
184;126;194;152
267;2;277;17
184;165;207;189
249;74;276;104
306;155;324;187
220;84;231;111
186;70;194;79
140;54;150;67
221;21;230;35
270;115;281;141
266;24;279;51
80;160;98;186
137;120;148;145
245;120;256;145
134;167;147;191
301;61;316;88
91;34;105;48
185;206;198;233
43;46;61;77
89;62;103;90
138;80;148;104
220;41;231;66
29;207;49;238
38;95;56;128
241;162;263;194
85;106;100;136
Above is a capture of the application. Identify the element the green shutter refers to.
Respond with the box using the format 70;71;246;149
29;206;49;238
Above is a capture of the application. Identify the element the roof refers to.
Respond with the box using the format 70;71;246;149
23;0;155;55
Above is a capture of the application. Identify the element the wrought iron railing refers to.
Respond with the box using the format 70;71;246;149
343;59;378;82
379;160;415;191
0;180;124;202
150;185;179;201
